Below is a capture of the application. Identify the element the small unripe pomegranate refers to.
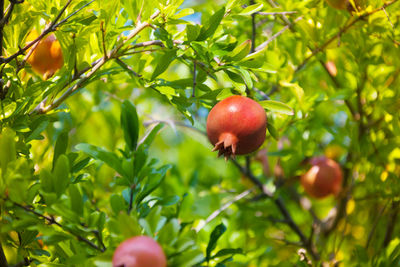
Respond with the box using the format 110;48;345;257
26;30;64;79
112;236;167;267
206;95;267;159
300;156;343;199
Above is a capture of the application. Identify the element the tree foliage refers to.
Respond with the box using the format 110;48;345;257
0;0;400;266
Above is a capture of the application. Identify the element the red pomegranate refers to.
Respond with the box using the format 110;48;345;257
206;95;267;159
300;156;343;199
112;236;167;267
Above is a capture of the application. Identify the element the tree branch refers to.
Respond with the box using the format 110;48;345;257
12;201;105;252
0;0;24;28
383;201;400;247
0;0;73;65
33;10;161;114
296;0;400;71
250;0;256;53
230;158;320;260
255;16;303;52
365;200;389;249
195;188;255;232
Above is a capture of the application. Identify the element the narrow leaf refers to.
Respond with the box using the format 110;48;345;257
76;143;126;176
151;50;176;80
53;132;69;170
259;100;294;115
224;40;252;62
197;8;225;41
238;3;263;16
121;100;139;152
69;185;83;216
186;24;201;41
53;155;70;197
0;128;16;174
206;223;227;261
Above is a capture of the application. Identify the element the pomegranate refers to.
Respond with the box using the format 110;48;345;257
206;95;267;159
300;156;343;199
112;236;167;267
26;30;63;78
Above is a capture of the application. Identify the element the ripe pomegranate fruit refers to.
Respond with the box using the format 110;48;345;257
300;156;343;199
206;95;267;159
26;30;64;79
112;236;167;267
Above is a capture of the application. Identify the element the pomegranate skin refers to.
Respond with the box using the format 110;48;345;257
300;156;343;199
26;31;63;78
206;95;267;159
112;236;167;267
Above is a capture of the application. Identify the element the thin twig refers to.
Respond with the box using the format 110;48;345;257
124;48;162;55
0;0;73;64
34;10;161;114
230;158;320;260
53;0;94;29
383;201;400;247
365;201;389;249
115;58;142;77
250;0;256;53
382;7;394;29
255;16;303;52
100;21;107;59
257;11;297;16
195;187;256;232
296;0;400;71
317;60;357;118
0;0;21;27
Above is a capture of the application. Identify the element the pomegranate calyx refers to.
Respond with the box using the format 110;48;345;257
212;133;238;161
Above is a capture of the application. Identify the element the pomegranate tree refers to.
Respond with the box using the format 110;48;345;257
112;236;167;267
206;95;267;159
300;156;343;199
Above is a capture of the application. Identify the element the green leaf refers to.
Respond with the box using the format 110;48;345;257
186;24;200;41
157;195;180;206
212;248;243;259
53;132;69;170
206;223;227;262
144;206;167;235
76;143;126;176
224;40;252;62
136;164;171;205
110;194;126;215
197;8;225;41
235;67;253;89
53;155;70;197
121;100;139;152
259;100;294;115
26;119;49;142
40;169;54;193
267;121;279;140
68;185;83;216
137;123;164;151
151;50;177;80
238;3;263;16
0;128;16;174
